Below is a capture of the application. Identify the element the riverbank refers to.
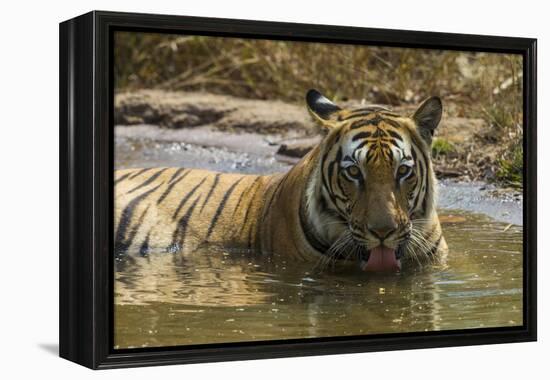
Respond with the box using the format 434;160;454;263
116;90;522;186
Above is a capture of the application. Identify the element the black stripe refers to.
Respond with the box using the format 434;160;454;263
343;110;372;119
319;127;344;195
319;194;329;214
417;146;431;215
326;147;342;197
355;139;372;151
380;118;402;129
427;235;443;257
157;170;191;205
231;176;261;219
411;146;424;212
319;194;347;224
127;206;150;248
247;223;255;250
378;142;390;150
139;232;151;257
114;183;161;253
127;168;169;194
171;196;202;252
350;115;384;129
200;174;221;212
128;167;154;180
424;161;432;214
237;179;262;240
335;171;348;196
366;149;377;163
424;186;431;215
323;154;349;216
384;146;394;161
115;172;131;184
409;147;422;214
342;155;355;163
387;129;403;141
372;127;385;137
352;131;372;141
320;150;333;197
168;168;187;184
172;177;208;220
407;177;419;211
205;177;245;240
411;188;422;215
263;175;287;218
342;110;378;120
259;173;291;234
299;201;329;254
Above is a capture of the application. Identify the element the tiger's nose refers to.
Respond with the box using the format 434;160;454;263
368;225;397;240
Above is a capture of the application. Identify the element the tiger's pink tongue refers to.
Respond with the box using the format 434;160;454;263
362;246;401;272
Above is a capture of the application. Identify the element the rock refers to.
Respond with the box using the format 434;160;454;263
171;113;202;128
277;142;314;158
115;90;315;135
435;167;463;178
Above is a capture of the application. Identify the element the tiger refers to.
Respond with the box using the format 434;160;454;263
114;89;447;272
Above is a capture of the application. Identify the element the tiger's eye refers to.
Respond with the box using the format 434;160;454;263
346;165;360;177
397;164;412;178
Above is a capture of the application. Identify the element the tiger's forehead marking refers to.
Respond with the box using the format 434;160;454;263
338;106;400;121
338;113;412;165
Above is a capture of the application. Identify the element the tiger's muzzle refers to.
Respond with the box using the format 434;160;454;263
350;222;411;272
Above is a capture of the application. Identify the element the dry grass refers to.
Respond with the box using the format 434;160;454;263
114;32;524;187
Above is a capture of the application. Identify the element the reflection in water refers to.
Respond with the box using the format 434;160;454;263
114;210;523;349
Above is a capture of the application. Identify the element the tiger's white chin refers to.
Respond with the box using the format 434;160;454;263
360;246;402;272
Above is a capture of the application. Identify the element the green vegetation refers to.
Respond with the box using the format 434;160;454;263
496;137;523;188
432;138;456;157
114;32;524;188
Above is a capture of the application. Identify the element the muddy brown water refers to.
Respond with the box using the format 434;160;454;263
114;132;523;349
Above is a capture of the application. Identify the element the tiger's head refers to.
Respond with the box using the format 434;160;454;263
304;89;444;272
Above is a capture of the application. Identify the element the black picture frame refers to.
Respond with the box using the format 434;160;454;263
59;10;537;369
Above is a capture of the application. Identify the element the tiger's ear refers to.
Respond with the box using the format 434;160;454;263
306;89;342;129
412;97;442;145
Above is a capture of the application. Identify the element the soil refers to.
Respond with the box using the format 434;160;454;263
115;90;317;135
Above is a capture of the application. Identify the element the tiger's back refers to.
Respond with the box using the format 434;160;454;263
114;167;272;256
